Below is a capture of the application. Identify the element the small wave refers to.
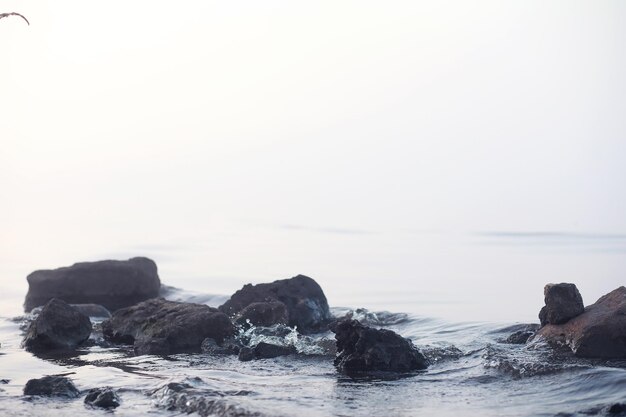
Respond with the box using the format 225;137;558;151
236;323;336;356
150;377;261;417
332;307;410;327
481;344;590;378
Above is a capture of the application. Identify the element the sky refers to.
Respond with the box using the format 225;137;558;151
1;1;625;320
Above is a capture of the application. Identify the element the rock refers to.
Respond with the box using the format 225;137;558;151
219;275;332;333
238;342;297;361
539;283;584;326
201;337;240;355
331;318;428;374
530;287;626;359
608;403;626;415
23;298;92;352
235;301;289;328
23;375;80;398
504;330;535;344
71;304;111;318
102;298;234;355
24;257;161;312
84;387;120;409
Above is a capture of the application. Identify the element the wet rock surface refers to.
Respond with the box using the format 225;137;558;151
24;257;161;312
496;323;540;344
235;301;289;328
84;387;121;409
531;287;626;359
331;318;428;374
102;298;234;355
219;275;332;333
539;283;585;327
238;342;297;361
201;337;240;355
23;375;80;398
23;298;92;352
71;304;112;318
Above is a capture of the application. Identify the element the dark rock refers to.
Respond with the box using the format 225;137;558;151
539;283;584;326
71;304;111;318
102;298;234;355
23;298;92;352
530;287;626;358
504;330;535;344
201;337;240;355
238;342;297;361
235;301;289;328
24;257;161;312
23;375;80;398
608;403;626;415
84;387;120;409
331;318;428;374
219;275;332;333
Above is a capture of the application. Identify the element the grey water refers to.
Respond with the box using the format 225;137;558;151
1;231;626;416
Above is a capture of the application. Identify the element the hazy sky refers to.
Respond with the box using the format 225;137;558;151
1;1;625;319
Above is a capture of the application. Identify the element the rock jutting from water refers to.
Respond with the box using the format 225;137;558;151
84;387;121;409
219;275;333;334
24;257;161;312
102;298;234;355
23;375;80;398
23;298;92;352
530;286;626;359
235;301;290;328
331;318;429;374
238;342;297;361
538;283;585;327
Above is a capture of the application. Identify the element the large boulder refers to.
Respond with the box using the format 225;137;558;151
102;298;234;355
23;376;80;398
539;283;585;326
23;298;92;352
219;275;332;333
331;318;428;374
24;257;161;312
530;287;626;358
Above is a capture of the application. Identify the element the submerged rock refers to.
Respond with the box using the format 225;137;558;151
235;301;289;328
23;375;80;398
84;387;120;409
331;318;428;374
23;298;92;352
24;257;161;312
530;286;626;359
102;298;234;355
238;342;297;361
539;283;584;326
219;275;332;333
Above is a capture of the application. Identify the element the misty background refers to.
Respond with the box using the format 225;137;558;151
1;1;625;321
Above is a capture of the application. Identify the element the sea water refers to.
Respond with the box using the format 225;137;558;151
0;230;625;416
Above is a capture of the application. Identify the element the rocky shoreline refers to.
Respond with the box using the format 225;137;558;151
7;257;626;415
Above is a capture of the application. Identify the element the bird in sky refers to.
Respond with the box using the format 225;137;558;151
0;12;30;25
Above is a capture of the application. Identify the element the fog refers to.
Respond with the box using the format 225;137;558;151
1;1;625;320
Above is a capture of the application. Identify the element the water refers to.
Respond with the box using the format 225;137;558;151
0;232;625;416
